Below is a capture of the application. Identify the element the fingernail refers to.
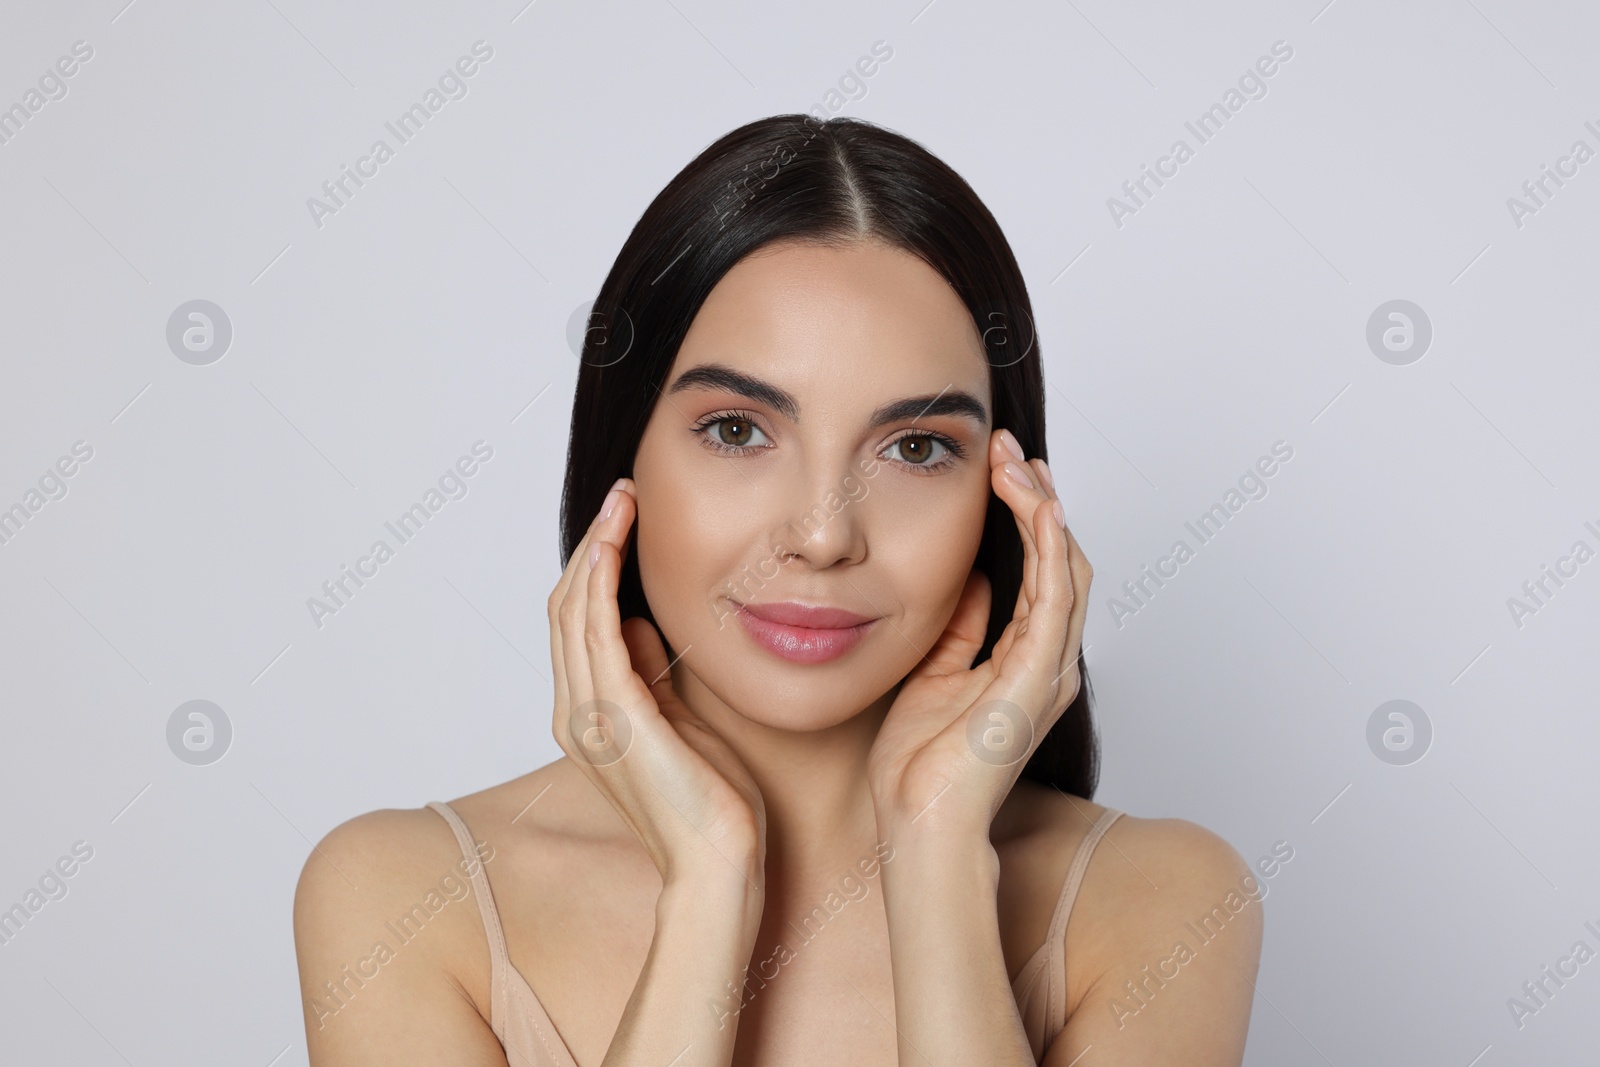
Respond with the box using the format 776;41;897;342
1053;499;1067;528
1037;462;1054;490
1000;430;1025;462
589;541;602;566
1003;461;1033;488
600;488;620;520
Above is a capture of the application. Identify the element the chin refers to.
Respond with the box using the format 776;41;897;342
675;619;906;732
710;674;882;733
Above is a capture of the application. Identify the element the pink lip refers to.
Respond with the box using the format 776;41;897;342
729;599;878;664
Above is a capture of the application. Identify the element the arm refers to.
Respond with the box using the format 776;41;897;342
874;816;1263;1067
600;868;765;1066
875;818;1036;1065
861;423;1263;1064
555;476;772;1064
865;430;1097;1064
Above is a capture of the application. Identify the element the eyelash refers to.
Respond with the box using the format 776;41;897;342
690;409;967;474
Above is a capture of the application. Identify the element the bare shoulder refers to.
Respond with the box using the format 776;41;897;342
1048;803;1264;1066
1083;811;1262;932
291;758;636;1063
295;804;465;904
290;796;518;1064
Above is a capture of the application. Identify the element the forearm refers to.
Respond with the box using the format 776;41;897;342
877;824;1035;1066
601;870;765;1067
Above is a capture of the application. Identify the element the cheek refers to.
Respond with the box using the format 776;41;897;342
636;483;757;637
875;482;989;619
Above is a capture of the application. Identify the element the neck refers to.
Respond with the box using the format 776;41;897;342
674;665;895;886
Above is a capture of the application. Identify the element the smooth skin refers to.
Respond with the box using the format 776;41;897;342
293;238;1261;1065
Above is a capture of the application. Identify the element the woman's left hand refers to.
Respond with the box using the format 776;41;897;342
867;428;1093;839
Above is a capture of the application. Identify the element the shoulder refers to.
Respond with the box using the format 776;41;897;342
995;786;1261;1010
292;805;469;930
292;765;571;962
291;794;527;1059
291;804;489;1002
1073;808;1263;970
291;760;642;1061
1055;806;1264;1061
293;757;580;910
1094;812;1257;897
292;802;494;926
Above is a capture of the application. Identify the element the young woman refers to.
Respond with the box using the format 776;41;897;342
294;114;1263;1066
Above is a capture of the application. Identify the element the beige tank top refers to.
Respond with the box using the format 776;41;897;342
428;799;1123;1065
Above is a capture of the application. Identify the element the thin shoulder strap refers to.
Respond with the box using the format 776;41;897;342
426;800;508;1037
1045;806;1125;1040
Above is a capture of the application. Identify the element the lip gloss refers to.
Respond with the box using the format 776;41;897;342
730;602;875;663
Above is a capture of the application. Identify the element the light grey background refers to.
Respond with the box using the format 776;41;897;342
2;0;1596;1063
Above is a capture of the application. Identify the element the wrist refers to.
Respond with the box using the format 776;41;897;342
873;794;997;855
660;861;766;912
872;817;1000;890
658;869;766;962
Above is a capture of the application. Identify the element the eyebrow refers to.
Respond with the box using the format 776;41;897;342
664;362;990;429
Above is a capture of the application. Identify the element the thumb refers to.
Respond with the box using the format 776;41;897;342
909;569;992;680
620;617;681;710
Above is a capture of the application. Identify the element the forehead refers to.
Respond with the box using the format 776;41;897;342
673;238;990;407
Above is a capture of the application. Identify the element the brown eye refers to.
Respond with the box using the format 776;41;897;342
717;419;755;446
879;432;960;473
897;435;936;464
696;415;771;452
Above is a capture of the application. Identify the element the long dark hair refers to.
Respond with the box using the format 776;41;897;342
559;114;1099;800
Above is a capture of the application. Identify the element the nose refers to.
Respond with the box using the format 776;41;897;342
767;462;869;570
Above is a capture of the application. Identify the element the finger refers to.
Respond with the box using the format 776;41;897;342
1055;522;1094;694
549;482;621;708
1028;456;1064;620
551;496;607;738
585;493;653;716
991;432;1042;621
1028;458;1058;514
620;616;670;690
1027;455;1067;622
993;471;1073;722
1023;459;1088;697
562;484;636;724
1000;474;1049;625
1028;499;1076;713
620;617;688;724
551;479;633;747
551;478;635;607
905;568;992;682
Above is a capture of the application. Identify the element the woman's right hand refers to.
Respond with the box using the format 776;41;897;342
549;477;767;890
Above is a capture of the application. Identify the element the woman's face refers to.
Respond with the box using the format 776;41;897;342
632;237;996;732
